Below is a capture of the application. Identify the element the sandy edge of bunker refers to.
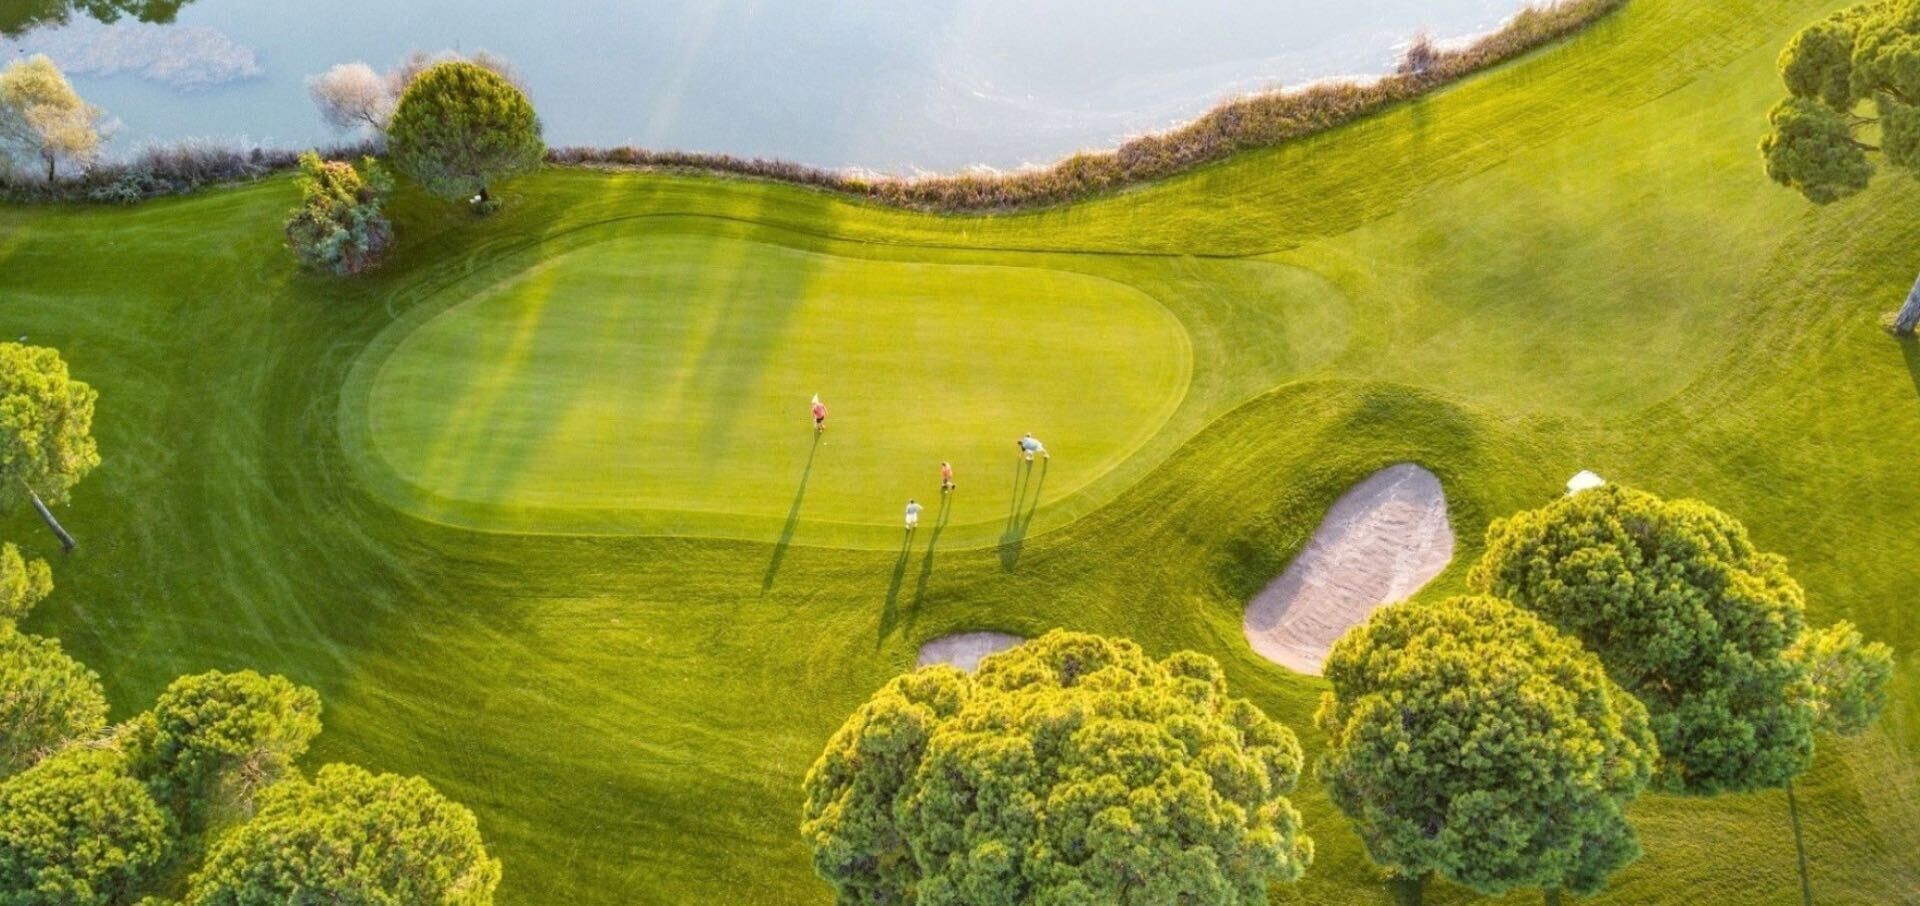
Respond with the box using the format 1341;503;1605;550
916;632;1025;672
1242;463;1454;676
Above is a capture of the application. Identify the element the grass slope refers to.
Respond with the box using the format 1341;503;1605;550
1;0;1916;903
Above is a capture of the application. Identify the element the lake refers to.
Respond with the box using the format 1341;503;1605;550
3;0;1522;172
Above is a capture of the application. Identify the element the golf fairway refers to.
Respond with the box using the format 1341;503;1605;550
4;0;1918;902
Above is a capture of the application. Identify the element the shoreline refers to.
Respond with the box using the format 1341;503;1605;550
3;0;1627;213
544;0;1626;212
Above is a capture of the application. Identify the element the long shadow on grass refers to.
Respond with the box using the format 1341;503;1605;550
1903;336;1920;405
760;434;820;593
996;460;1028;563
998;459;1047;571
910;495;953;609
878;530;914;643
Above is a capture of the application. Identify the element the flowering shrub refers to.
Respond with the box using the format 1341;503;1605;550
283;152;393;276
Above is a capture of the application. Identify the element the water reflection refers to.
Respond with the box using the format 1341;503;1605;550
18;20;257;89
0;0;195;38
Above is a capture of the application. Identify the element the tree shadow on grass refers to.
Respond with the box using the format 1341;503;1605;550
759;434;819;594
998;459;1046;571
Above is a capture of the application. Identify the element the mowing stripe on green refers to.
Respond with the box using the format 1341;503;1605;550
351;232;1190;547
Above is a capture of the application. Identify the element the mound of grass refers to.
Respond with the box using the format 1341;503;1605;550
1;0;1916;903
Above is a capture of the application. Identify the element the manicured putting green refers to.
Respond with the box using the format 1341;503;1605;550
359;233;1189;541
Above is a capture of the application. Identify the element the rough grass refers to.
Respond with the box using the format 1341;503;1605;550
2;0;1916;903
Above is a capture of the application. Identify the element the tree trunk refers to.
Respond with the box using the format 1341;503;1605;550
44;153;56;183
26;489;75;552
477;185;491;204
1787;778;1814;906
1895;272;1920;336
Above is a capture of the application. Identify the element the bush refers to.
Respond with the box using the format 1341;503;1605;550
283;152;394;276
83;172;151;205
0;139;375;205
1399;31;1441;76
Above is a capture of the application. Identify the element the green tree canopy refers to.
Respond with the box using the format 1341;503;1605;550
1761;95;1874;204
1764;0;1920;332
1317;594;1657;899
284;152;395;276
1763;0;1920;203
185;763;500;905
1789;620;1895;737
0;541;53;624
801;629;1312;905
1470;485;1815;795
386;61;542;207
123;670;322;829
0;342;100;510
0;622;108;778
0;747;171;905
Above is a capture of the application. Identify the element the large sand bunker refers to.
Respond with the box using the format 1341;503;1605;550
1243;464;1454;675
916;632;1024;672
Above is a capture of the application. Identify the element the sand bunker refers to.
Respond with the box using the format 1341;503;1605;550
1243;464;1454;675
916;632;1024;672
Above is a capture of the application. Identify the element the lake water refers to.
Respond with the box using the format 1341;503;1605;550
3;0;1521;172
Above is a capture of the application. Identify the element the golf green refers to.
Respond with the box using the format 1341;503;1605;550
351;232;1190;543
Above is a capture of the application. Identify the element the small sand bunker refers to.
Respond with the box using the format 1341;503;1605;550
916;632;1024;672
1243;464;1454;675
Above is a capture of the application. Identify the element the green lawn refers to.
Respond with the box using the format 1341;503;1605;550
350;231;1190;545
3;0;1918;903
